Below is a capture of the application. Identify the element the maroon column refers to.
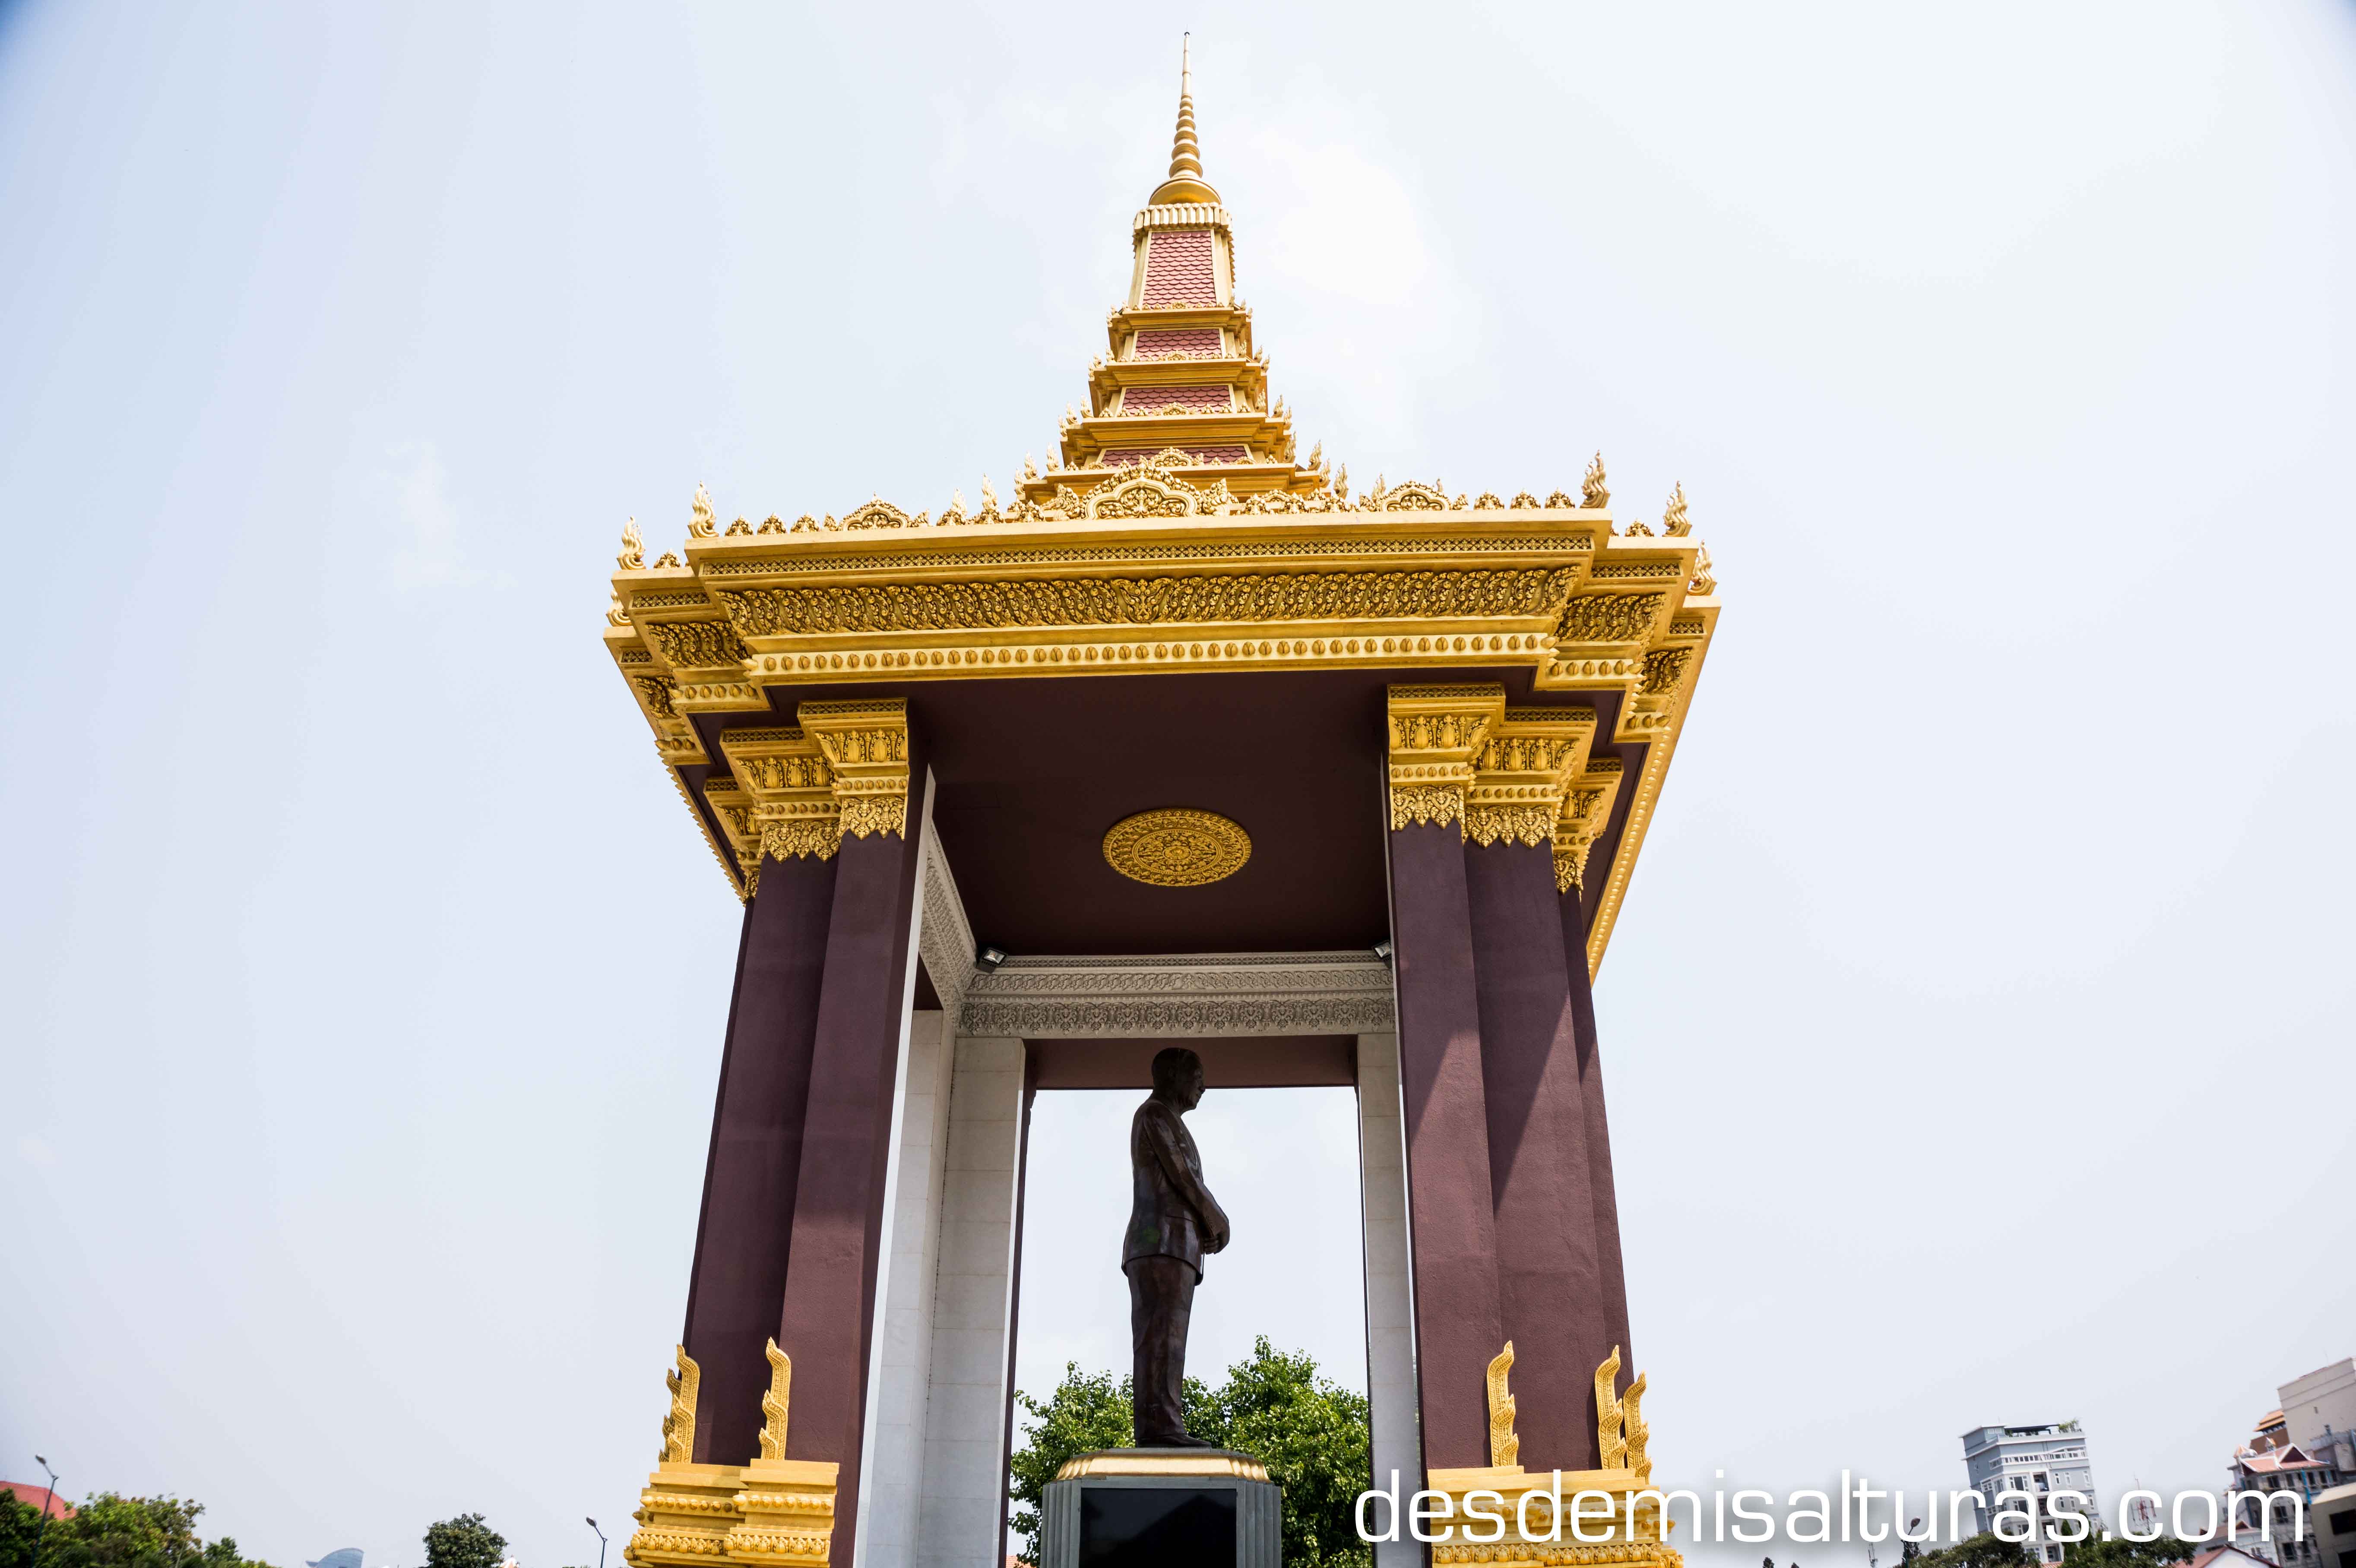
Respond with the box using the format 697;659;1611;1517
1385;812;1506;1472
774;761;930;1566
1560;875;1633;1395
679;850;839;1464
1464;840;1607;1470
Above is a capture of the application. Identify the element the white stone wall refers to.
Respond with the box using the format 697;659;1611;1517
1357;1030;1424;1565
913;1036;1029;1568
861;1008;954;1568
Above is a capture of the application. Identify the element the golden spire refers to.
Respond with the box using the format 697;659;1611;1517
1148;35;1220;206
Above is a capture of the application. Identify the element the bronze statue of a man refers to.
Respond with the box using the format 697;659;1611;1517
1123;1046;1231;1447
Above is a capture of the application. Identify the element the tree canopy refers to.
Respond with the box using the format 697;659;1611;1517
422;1515;505;1568
1008;1337;1372;1568
0;1492;274;1568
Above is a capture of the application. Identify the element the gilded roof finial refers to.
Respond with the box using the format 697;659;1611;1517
1149;35;1220;206
1662;480;1691;535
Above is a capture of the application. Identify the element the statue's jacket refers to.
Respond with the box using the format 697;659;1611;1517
1123;1097;1213;1278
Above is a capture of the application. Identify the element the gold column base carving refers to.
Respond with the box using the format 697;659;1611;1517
624;1459;839;1568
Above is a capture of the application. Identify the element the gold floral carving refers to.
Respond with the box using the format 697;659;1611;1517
760;820;839;863
1639;648;1691;696
662;1346;699;1465
757;1339;791;1461
649;620;753;669
1102;808;1252;886
1467;803;1556;847
1582;452;1610;509
1390;784;1465;832
635;677;679;718
1556;592;1665;644
1487;1341;1519;1468
717;567;1580;639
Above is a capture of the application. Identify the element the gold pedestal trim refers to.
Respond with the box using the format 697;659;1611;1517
1053;1448;1271;1481
1423;1467;1679;1568
626;1459;839;1568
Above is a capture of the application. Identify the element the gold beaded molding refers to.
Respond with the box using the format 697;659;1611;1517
1102;807;1252;886
606;474;1718;975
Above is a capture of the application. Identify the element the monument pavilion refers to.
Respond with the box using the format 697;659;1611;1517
612;66;1717;1568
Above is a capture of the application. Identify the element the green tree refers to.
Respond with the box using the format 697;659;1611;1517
1007;1339;1373;1568
1912;1533;2036;1568
1;1494;46;1568
2;1493;273;1568
2060;1535;2196;1568
422;1515;505;1568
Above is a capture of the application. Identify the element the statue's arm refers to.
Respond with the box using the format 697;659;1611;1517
1145;1107;1231;1252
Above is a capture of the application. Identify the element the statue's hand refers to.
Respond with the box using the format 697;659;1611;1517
1204;1204;1232;1253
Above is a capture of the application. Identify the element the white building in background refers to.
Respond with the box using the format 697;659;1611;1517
2280;1361;2356;1473
1960;1422;2102;1564
2228;1405;2352;1568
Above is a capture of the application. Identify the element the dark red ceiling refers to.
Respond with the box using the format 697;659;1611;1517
688;667;1635;958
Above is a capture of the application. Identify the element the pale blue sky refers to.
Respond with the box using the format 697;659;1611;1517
4;3;2353;1567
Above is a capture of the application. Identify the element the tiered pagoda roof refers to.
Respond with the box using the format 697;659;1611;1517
600;63;1723;976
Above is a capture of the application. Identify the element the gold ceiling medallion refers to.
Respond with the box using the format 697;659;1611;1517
1102;808;1251;887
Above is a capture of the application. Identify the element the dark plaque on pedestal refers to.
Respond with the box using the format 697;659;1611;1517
1040;1451;1280;1568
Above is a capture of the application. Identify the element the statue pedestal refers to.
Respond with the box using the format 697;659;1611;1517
1042;1450;1280;1568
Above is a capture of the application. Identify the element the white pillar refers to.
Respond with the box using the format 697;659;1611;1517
1357;1030;1423;1564
861;1008;954;1568
913;1036;1028;1568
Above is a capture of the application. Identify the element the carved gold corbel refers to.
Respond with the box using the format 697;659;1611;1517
1386;684;1505;837
797;699;910;842
1553;756;1625;893
1468;706;1595;850
719;728;840;864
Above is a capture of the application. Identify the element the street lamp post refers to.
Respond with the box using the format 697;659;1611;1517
32;1455;61;1568
586;1517;607;1568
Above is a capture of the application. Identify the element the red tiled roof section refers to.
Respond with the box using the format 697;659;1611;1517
1134;328;1223;359
0;1483;74;1518
1141;230;1217;307
1121;385;1231;414
1104;446;1248;467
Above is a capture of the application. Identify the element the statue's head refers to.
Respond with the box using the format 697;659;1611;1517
1150;1046;1206;1110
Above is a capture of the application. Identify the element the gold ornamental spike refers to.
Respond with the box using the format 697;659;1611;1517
1150;35;1220;205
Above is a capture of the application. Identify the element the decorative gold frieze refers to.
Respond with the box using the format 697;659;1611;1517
716;566;1580;640
1555;592;1665;645
647;619;752;671
1102;807;1252;886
